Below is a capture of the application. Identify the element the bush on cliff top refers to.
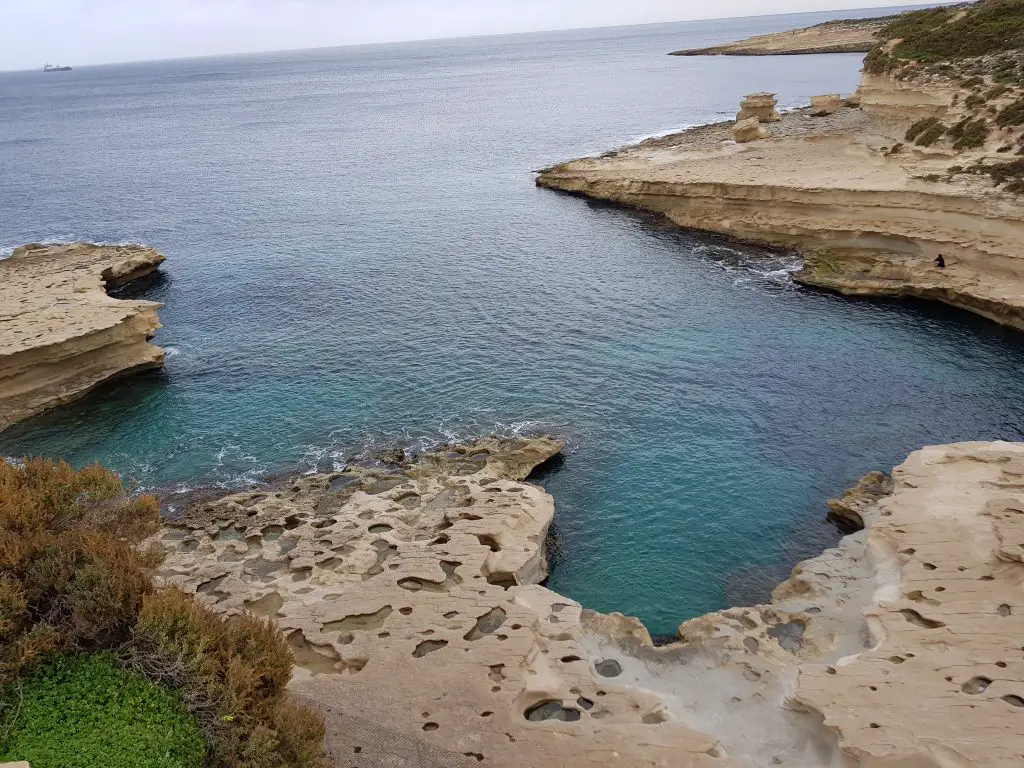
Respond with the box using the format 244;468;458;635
0;457;326;768
864;0;1024;72
0;653;205;768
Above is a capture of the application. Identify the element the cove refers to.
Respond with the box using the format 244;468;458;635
3;12;1024;635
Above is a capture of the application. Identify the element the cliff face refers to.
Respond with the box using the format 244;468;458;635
536;69;1024;330
670;18;888;56
0;242;167;431
153;437;1024;768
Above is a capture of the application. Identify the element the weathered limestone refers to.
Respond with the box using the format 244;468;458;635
0;243;166;431
536;67;1024;331
736;92;780;123
154;436;1024;767
732;117;768;143
671;17;888;56
810;94;842;116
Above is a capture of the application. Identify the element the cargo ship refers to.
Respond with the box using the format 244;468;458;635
43;63;72;72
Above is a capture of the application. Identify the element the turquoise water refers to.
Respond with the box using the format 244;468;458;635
3;9;1024;634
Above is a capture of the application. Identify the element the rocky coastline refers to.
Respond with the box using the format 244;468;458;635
0;242;167;431
670;16;891;57
539;23;1024;331
151;435;1024;767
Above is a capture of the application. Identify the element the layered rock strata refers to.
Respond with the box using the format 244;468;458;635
536;84;1024;330
0;243;166;431
153;437;1024;767
671;17;889;56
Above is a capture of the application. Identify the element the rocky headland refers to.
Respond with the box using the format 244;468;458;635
151;436;1024;767
670;16;892;56
540;1;1024;331
0;242;167;431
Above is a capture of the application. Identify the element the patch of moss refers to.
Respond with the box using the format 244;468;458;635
0;653;205;768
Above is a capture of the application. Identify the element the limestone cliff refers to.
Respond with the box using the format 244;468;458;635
670;17;889;56
0;242;167;431
153;437;1024;767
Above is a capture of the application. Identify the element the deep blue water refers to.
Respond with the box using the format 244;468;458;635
3;7;1024;634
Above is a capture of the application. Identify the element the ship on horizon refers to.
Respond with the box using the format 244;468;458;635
43;63;72;72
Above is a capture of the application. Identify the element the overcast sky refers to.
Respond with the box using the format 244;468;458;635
3;0;914;71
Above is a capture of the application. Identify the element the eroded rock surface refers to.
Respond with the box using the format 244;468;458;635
154;438;1024;767
153;438;732;767
0;242;166;430
536;68;1024;330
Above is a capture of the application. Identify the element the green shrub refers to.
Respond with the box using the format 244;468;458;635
0;653;205;768
906;116;943;141
996;96;1024;126
878;0;1024;63
917;121;948;146
0;459;327;768
124;589;325;768
948;117;990;149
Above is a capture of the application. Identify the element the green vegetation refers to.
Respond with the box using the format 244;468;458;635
948;117;990;148
888;1;1024;62
0;458;326;768
996;95;1024;125
865;1;1024;73
906;116;943;141
0;653;205;768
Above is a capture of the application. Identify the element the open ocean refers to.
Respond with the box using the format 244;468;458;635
3;6;1023;634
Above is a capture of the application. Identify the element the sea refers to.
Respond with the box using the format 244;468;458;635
3;6;1022;635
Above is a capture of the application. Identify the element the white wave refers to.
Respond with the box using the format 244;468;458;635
0;235;149;260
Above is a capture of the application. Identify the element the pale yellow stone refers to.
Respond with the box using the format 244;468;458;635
732;117;768;143
0;243;166;430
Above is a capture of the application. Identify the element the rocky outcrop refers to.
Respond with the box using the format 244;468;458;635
810;94;842;116
671;17;889;56
732;117;768;143
0;243;166;431
736;92;780;123
153;437;1024;767
535;79;1024;331
151;438;732;767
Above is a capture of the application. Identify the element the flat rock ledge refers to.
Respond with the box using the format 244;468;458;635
152;436;1024;767
0;242;166;431
536;93;1024;331
670;18;888;56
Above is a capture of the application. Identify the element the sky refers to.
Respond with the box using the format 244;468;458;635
2;0;917;71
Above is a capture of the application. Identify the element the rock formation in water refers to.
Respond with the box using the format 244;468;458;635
152;436;1024;767
0;242;166;431
670;17;891;57
538;2;1024;331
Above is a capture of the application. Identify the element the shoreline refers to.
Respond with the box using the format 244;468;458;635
151;435;1024;767
536;95;1024;332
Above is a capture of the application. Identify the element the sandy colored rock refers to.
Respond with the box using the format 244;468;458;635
732;117;768;143
810;94;842;116
152;438;735;768
0;242;166;431
671;17;888;56
154;436;1024;767
536;66;1024;331
736;92;780;123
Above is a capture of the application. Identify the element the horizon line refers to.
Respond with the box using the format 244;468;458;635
1;0;950;73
